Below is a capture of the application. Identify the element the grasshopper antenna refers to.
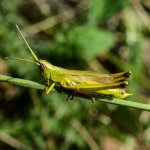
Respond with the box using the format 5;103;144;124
16;25;39;62
5;57;40;66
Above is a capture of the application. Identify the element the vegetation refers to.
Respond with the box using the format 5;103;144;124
0;0;150;149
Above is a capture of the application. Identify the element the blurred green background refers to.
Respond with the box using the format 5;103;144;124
0;0;150;149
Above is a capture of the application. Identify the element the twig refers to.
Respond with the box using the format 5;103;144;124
70;119;100;150
0;75;150;111
29;89;56;150
0;130;32;150
34;0;50;15
129;0;150;32
101;110;150;150
23;0;89;34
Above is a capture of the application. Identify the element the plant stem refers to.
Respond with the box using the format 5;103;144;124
0;75;150;111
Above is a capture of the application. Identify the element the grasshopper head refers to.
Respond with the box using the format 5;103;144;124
38;60;53;71
38;60;53;81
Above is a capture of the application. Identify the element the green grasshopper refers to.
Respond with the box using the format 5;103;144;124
5;25;132;103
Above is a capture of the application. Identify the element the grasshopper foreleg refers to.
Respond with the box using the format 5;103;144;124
45;82;55;95
40;80;49;93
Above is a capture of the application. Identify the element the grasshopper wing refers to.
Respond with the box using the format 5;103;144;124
64;70;131;84
65;70;114;84
60;72;128;93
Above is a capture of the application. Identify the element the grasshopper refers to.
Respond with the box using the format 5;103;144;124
5;25;132;103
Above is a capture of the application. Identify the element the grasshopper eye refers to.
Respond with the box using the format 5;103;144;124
41;63;46;70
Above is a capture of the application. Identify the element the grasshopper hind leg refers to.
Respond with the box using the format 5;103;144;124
82;93;95;103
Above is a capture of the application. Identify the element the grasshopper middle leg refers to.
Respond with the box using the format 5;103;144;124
66;90;77;101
